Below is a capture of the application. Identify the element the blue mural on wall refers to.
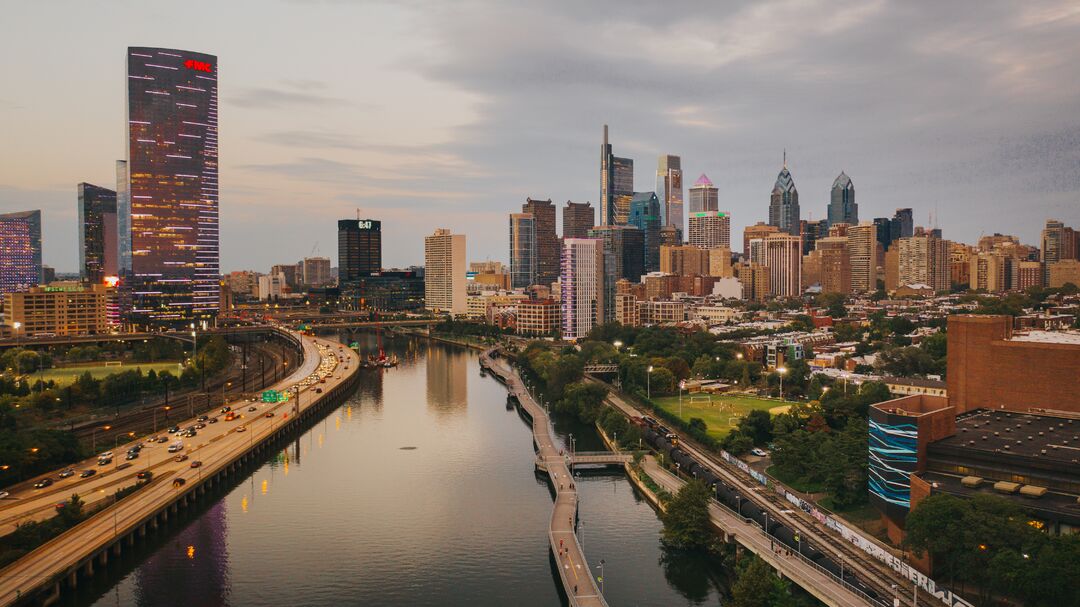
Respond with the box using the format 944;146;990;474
868;419;918;508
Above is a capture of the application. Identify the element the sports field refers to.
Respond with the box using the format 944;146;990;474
33;362;185;387
650;393;793;438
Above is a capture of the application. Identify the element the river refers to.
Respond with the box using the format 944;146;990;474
72;334;729;606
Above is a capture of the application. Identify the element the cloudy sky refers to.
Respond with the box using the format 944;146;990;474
2;0;1079;273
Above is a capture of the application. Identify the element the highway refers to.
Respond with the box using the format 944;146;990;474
0;330;359;605
481;350;609;607
600;386;926;607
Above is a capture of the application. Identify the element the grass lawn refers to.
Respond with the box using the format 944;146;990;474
32;362;185;387
651;393;794;438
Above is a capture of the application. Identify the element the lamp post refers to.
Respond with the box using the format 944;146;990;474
777;366;788;400
595;559;605;594
92;425;111;454
647;365;654;399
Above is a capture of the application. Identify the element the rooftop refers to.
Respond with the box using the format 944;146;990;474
933;408;1080;464
1009;330;1080;346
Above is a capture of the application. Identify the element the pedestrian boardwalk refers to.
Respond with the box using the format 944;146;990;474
481;350;608;607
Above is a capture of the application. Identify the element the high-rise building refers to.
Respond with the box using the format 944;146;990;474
734;262;770;301
1041;219;1079;264
688;211;731;250
301;257;332;286
338;219;382;282
769;157;800;236
827;171;857;227
656;155;684;236
688;174;718;215
589;226;644;323
424;229;466;315
659;245;709;277
763;234;801;298
659;225;681;247
562;201;595;239
522;198;558;285
708;247;733;278
743;222;780;258
3;283;112;337
897;234;949;292
122;47;219;326
0;210;42;297
77;183;118;284
560;238;604;341
801;219;828;256
950;242;974;288
848;222;878;293
1017;260;1044;291
873;217;894;251
816;236;851;295
628;192;661;273
969;252;1011;292
600;125;634;225
889;208;914;243
509;213;537;289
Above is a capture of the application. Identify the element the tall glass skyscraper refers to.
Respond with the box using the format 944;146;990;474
769;157;800;236
509;213;537;288
338;219;382;282
0;210;42;296
629;192;661;272
600;125;634;225
78;183;118;283
827;171;857;227
656;155;684;236
122;47;219;327
688;173;717;214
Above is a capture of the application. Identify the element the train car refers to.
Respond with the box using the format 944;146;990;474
741;502;766;528
773;524;796;549
811;553;842;578
715;483;735;506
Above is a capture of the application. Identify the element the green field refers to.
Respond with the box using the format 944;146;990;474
651;393;793;438
32;362;185;386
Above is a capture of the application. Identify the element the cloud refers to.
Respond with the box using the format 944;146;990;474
227;86;351;109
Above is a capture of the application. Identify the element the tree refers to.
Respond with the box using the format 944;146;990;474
648;367;676;395
688;417;707;435
730;556;796;607
736;409;773;446
556;382;608;423
661;480;713;551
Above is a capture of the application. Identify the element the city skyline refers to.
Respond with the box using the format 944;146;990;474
2;2;1079;274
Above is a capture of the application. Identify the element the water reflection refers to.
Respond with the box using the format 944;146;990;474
425;343;468;415
134;501;230;607
659;548;731;605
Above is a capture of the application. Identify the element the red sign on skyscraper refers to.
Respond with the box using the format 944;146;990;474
184;59;213;73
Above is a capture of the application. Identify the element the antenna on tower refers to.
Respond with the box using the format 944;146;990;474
783;148;787;168
357;208;361;221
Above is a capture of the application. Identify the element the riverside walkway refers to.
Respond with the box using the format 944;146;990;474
480;349;608;607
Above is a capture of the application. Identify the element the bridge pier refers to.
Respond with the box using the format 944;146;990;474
84;559;93;577
69;570;78;589
98;550;107;567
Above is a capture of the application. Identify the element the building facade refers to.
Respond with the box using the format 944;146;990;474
0;210;42;297
847;222;877;293
77;183;118;284
516;299;558;336
509;212;537;289
522;198;558;285
743;222;780;258
338;219;382;282
600;125;634;225
827;171;857;227
897;234;949;292
656;155;683;236
659;245;709;277
817;236;851;295
122;47;219;326
424;229;466;315
688;173;718;215
768;161;800;236
562;201;595;240
301;257;332;286
763;233;802;298
629;192;661;273
588;225;644;323
3;283;113;336
560;238;604;341
687;211;730;250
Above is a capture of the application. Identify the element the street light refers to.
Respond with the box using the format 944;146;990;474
647;365;654;399
92;425;112;453
777;366;788;400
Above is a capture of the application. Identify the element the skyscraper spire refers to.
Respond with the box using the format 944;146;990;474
783;148;786;169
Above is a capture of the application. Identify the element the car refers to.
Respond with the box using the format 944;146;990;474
208;417;218;424
167;425;180;434
58;468;75;479
0;491;9;499
315;388;323;394
190;460;202;469
98;451;113;459
129;444;143;452
220;406;231;413
264;412;274;418
97;457;112;466
194;423;206;430
750;448;769;458
172;478;186;488
184;430;198;438
136;471;153;481
197;415;209;422
248;406;257;412
55;502;67;511
79;469;96;478
167;442;184;453
126;452;139;460
157;436;169;443
235;426;247;433
174;454;189;462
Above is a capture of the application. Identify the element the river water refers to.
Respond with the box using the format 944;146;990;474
72;334;728;606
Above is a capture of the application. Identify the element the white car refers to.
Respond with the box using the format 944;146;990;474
750;448;769;458
0;491;9;499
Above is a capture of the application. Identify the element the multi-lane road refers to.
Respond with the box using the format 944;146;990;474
0;330;360;606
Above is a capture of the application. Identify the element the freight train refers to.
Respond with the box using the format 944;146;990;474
639;421;884;604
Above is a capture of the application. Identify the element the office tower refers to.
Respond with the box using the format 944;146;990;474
688;174;718;214
763;234;801;297
873;217;894;251
656;155;684;234
659;245;709;277
889;208;914;243
950;243;974;288
600;125;634;225
628;192;661;272
560;238;604;341
801;219;828;256
848;222;877;293
969;252;1011;292
708;247;733;278
588;226;644;323
1041;219;1078;263
659;225;681;247
816;236;851;295
735;262;770;301
77;183;118;284
1016;260;1044;291
827;171;857;227
424;228;466;315
743;222;780;258
563;201;595;239
301;257;332;286
898;234;949;292
688;211;731;250
769;156;800;236
522;198;558;285
338;218;382;282
122;47;219;326
509;213;537;289
271;264;299;290
0;210;42;297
